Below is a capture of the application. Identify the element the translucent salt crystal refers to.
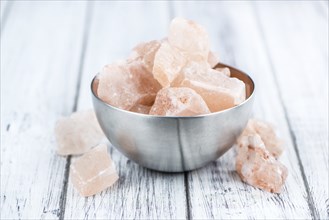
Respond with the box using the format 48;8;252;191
55;110;104;156
174;63;246;112
168;17;210;61
237;119;284;158
97;61;161;110
70;144;118;197
152;41;187;87
214;67;230;77
128;40;161;72
149;87;210;116
236;135;288;193
130;104;151;114
208;51;219;68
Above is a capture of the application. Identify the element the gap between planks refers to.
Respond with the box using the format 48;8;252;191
252;4;321;219
58;2;94;220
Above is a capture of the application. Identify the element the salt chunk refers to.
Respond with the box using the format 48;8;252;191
55;110;104;156
149;87;210;116
174;63;246;112
152;41;187;87
70;144;118;197
214;67;230;77
208;51;219;68
129;40;161;72
130;104;151;114
236;135;288;193
168;17;210;61
97;61;161;110
237;119;284;158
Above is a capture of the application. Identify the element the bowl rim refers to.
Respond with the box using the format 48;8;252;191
91;62;255;119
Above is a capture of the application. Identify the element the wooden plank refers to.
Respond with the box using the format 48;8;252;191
63;2;187;219
172;1;313;219
0;0;13;32
255;1;329;218
0;2;88;219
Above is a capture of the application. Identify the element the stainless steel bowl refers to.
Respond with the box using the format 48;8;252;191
91;63;255;172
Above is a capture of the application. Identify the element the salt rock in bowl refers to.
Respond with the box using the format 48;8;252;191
91;63;255;172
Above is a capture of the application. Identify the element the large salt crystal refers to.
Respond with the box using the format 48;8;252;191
149;87;210;116
70;143;118;197
152;41;187;87
55;110;104;156
129;40;161;72
174;63;246;112
208;51;220;68
130;104;151;114
168;17;210;62
97;61;161;110
236;135;288;193
237;119;284;158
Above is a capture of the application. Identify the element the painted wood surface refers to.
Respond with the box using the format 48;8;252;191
64;2;186;219
1;1;328;219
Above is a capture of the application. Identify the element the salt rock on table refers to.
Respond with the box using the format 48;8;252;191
97;61;161;110
55;110;104;156
168;17;210;62
149;87;210;116
237;119;284;158
173;62;246;112
152;41;187;87
70;143;119;197
236;135;288;193
128;40;161;73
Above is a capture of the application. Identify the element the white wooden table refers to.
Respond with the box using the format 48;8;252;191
1;1;328;219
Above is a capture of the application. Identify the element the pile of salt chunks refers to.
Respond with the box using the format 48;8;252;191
55;18;287;197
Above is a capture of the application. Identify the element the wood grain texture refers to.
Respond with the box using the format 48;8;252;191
0;2;87;219
172;1;320;219
63;2;187;219
255;2;329;218
1;1;328;219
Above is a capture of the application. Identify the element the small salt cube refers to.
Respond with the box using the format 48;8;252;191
70;143;119;197
55;110;104;156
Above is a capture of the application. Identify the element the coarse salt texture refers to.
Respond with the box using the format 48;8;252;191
208;51;220;68
173;63;246;112
236;135;288;193
152;41;187;87
149;87;210;116
237;119;284;158
168;17;210;62
70;143;119;197
55;110;104;156
97;61;161;110
128;40;161;73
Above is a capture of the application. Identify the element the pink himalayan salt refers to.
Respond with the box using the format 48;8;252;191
173;62;246;112
152;41;187;87
149;87;210;116
97;61;161;110
70;143;118;197
55;110;104;156
128;40;161;73
214;67;230;77
130;104;151;114
237;119;284;158
168;17;210;62
236;135;288;193
208;51;220;68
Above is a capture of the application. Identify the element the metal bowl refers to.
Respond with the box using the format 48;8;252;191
91;63;255;172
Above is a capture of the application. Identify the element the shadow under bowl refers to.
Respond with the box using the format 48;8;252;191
91;63;255;172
